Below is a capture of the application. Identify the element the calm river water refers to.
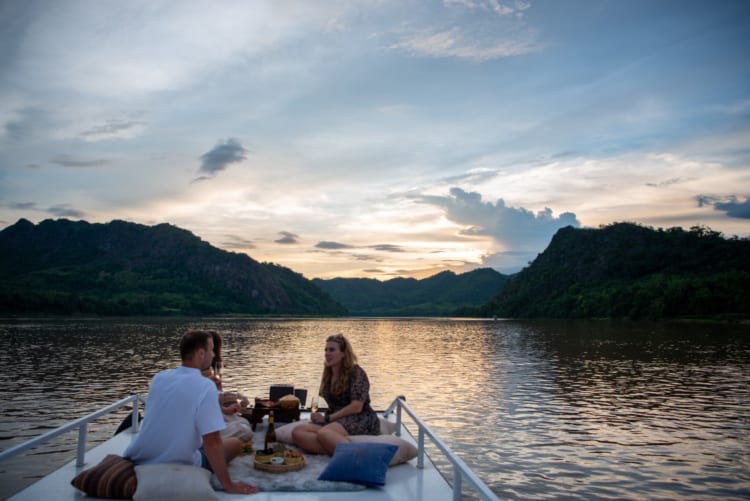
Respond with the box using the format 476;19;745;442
1;317;749;500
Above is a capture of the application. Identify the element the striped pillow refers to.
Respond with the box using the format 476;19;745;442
71;454;137;499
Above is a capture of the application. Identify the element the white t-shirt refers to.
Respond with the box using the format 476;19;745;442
124;366;224;466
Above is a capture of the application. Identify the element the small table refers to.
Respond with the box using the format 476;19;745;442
242;406;301;431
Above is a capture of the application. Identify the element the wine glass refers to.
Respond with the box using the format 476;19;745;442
310;396;319;413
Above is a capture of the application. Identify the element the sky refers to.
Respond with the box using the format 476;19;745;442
1;0;749;280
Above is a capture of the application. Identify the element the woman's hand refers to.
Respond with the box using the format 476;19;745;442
310;412;324;424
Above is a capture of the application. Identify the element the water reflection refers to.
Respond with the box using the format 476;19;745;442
1;318;749;500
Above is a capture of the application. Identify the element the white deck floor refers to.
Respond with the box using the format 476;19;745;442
10;424;453;501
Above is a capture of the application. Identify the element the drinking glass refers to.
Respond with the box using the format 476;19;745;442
310;396;319;413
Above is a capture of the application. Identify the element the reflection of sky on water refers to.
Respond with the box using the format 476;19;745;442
1;318;749;500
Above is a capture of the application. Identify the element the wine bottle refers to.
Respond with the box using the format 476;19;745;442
264;410;277;451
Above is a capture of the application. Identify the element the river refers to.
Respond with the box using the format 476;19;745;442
1;317;749;499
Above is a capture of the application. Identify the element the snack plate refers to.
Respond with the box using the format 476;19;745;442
253;454;306;473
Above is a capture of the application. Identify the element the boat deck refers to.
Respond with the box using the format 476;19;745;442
10;421;452;501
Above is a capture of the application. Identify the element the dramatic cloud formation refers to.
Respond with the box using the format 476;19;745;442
198;138;249;178
275;231;299;244
699;195;750;219
419;187;580;250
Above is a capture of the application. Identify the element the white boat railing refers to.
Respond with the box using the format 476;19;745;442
1;393;498;501
383;396;499;501
0;393;144;468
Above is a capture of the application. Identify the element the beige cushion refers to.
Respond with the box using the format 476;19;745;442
274;416;413;466
276;416;396;444
349;434;418;466
276;419;306;443
133;463;218;501
379;416;397;435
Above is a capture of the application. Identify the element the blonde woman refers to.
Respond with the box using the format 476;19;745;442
292;334;379;454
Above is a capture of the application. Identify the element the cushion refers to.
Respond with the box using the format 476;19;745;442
349;434;418;466
71;454;137;499
276;416;397;444
379;416;397;435
276;419;306;443
133;463;218;501
318;442;398;487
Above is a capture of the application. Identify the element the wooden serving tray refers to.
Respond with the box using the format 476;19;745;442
253;455;306;473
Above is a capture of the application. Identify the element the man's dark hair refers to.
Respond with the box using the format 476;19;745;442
180;330;211;360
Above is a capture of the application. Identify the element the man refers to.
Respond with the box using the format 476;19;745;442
124;330;258;495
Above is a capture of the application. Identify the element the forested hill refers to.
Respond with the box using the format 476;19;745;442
0;218;346;316
475;223;750;320
313;268;508;316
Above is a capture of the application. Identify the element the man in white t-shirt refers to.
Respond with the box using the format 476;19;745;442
124;330;258;495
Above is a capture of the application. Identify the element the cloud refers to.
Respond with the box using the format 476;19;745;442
389;1;538;62
645;177;691;188
443;0;530;16
2;107;46;143
316;241;353;249
9;202;37;210
80;118;145;142
363;268;384;274
698;195;750;219
198;138;249;177
50;154;110;167
275;231;299;244
371;244;405;252
315;241;405;252
418;187;580;250
390;26;538;61
47;204;86;218
5;201;86;218
221;234;256;249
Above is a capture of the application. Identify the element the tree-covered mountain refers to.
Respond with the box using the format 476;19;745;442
0;218;346;316
475;222;750;320
313;268;508;316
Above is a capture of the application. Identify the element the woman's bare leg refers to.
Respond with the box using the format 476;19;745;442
292;423;328;454
317;423;350;455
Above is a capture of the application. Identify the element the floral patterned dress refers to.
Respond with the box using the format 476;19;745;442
321;365;380;435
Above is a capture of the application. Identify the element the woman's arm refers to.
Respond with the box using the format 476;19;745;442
327;365;370;423
327;399;364;422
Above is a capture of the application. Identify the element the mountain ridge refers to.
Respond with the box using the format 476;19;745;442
0;218;345;316
313;268;508;316
476;222;750;319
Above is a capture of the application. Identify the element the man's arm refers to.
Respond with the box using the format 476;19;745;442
202;431;259;494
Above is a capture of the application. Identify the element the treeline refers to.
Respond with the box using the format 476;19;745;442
475;223;750;320
313;268;507;316
2;218;748;320
0;218;346;316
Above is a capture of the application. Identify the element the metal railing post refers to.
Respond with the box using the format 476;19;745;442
76;423;88;467
453;468;463;501
131;393;140;433
417;426;425;469
395;401;402;437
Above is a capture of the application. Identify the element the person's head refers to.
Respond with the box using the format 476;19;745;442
325;333;357;369
209;331;223;372
180;330;214;371
220;391;241;415
321;333;358;395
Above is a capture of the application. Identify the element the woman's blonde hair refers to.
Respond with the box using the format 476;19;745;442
320;333;357;396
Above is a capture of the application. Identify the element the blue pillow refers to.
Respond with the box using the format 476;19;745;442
318;442;398;487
